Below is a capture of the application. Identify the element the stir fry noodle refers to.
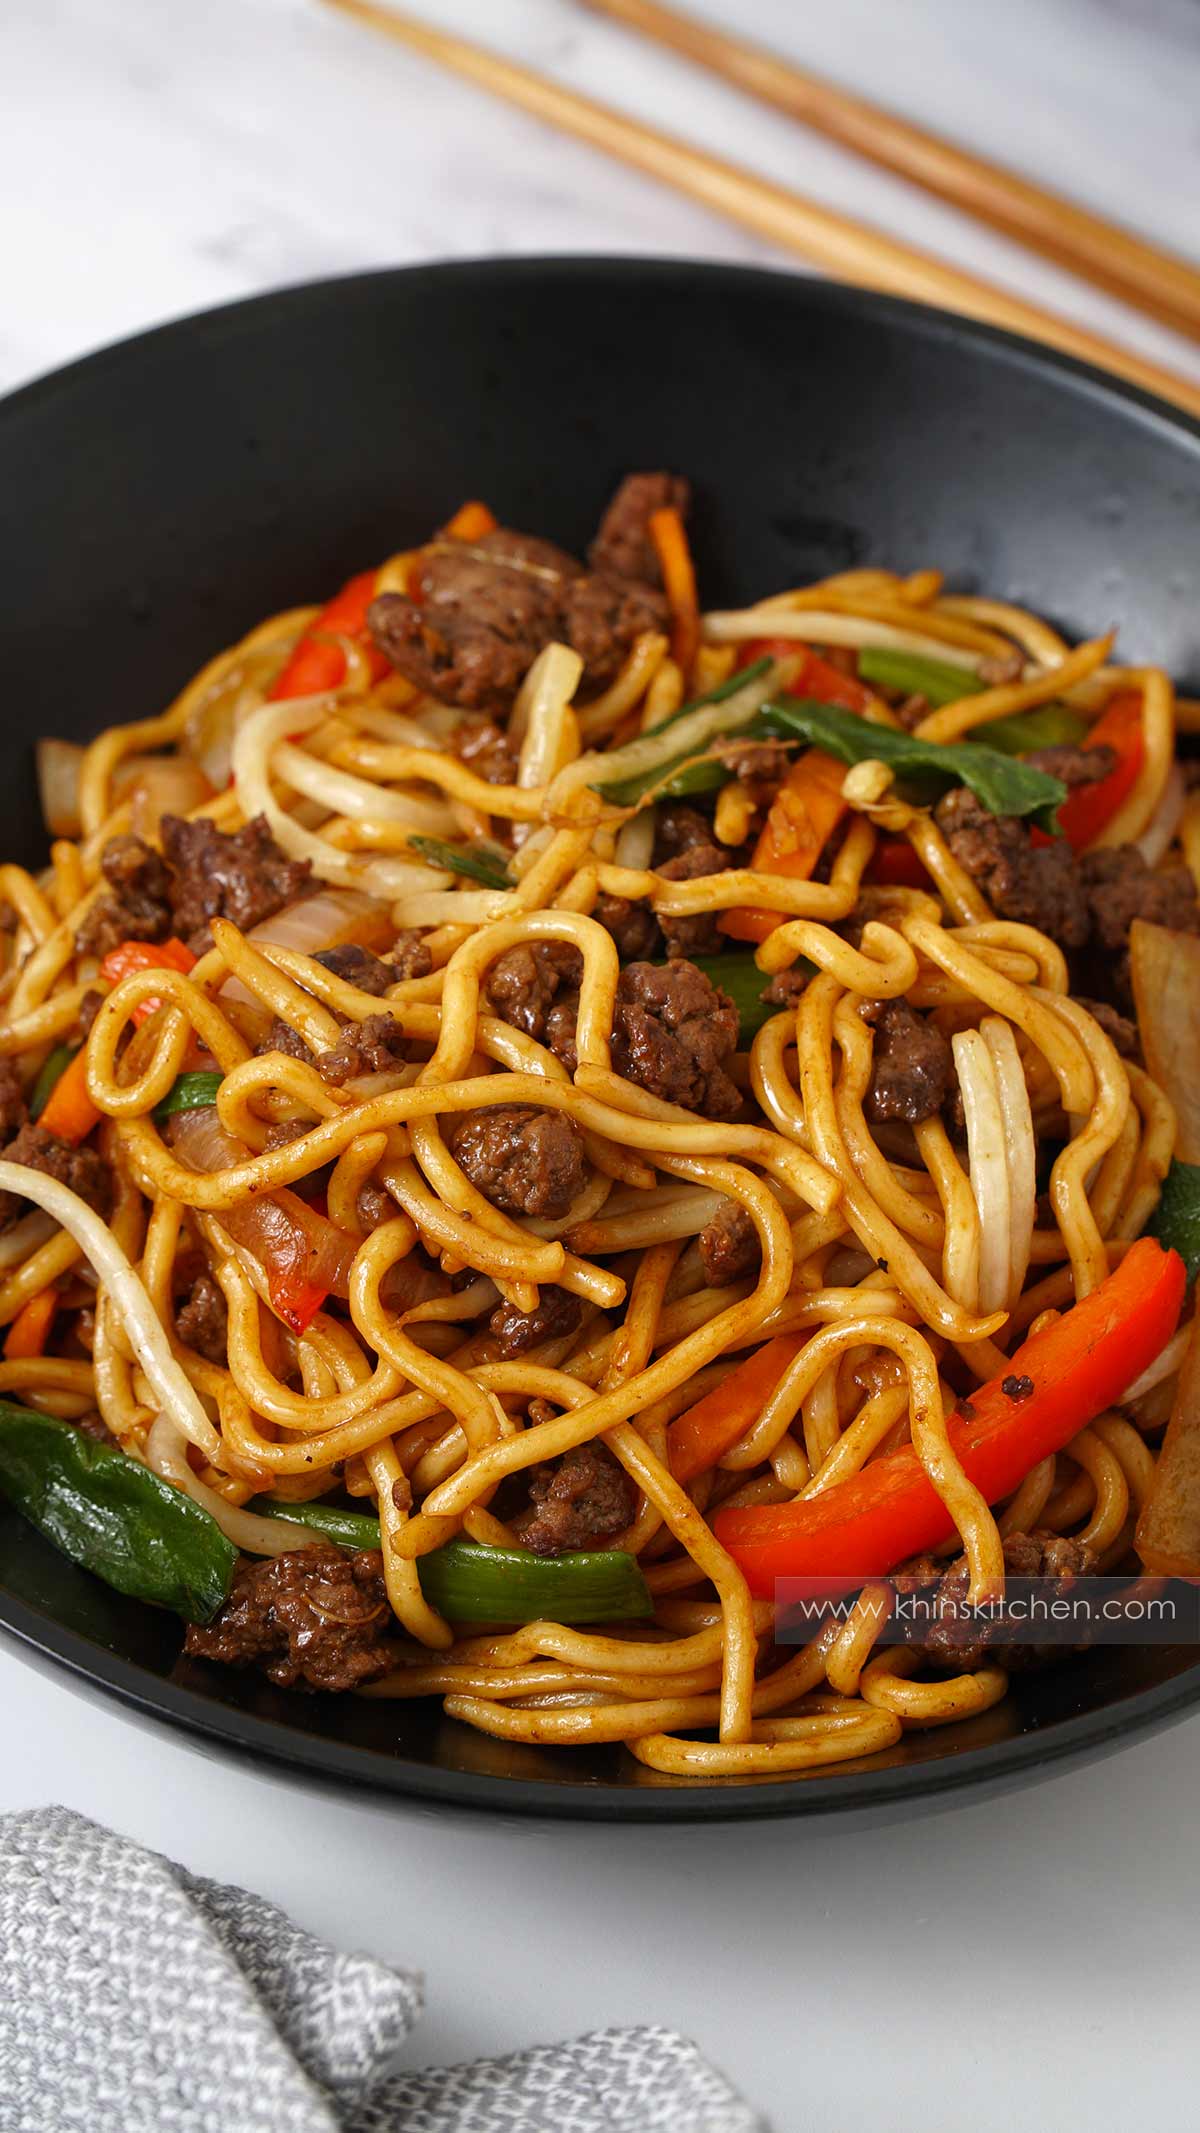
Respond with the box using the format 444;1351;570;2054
0;471;1195;1783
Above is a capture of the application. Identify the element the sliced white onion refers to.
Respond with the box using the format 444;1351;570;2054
0;1162;220;1458
952;1029;1011;1316
1134;760;1186;868
145;1413;317;1556
615;807;656;871
126;758;214;840
981;1016;1036;1307
36;740;84;838
547;659;778;812
1122;1317;1194;1404
219;886;394;1008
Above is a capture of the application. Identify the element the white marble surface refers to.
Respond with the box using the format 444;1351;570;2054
3;2;1200;2126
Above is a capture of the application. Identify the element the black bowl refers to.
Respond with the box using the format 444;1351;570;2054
2;257;1199;1820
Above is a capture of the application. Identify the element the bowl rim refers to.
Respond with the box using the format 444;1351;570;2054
1;252;1198;1820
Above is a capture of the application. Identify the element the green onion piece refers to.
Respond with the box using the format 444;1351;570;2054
29;1045;77;1121
153;1071;223;1122
856;647;1088;757
966;702;1089;755
757;697;1068;832
642;653;772;740
248;1497;652;1622
407;836;512;890
605;754;733;809
857;647;984;709
0;1404;237;1622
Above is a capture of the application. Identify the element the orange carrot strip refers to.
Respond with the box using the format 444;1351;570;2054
4;1287;59;1359
720;750;849;944
441;499;498;542
38;1046;101;1146
649;504;700;683
667;1334;806;1485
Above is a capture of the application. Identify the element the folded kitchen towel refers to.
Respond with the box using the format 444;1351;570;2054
0;1807;765;2133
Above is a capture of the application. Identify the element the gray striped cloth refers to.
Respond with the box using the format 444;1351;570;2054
0;1808;765;2133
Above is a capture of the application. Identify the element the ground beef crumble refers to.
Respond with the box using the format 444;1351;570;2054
74;834;173;959
516;1441;637;1555
488;1284;583;1358
861;997;954;1125
160;813;312;957
445;1104;586;1220
892;1530;1097;1673
699;1201;760;1287
0;1123;112;1229
174;1270;229;1364
184;1545;393;1691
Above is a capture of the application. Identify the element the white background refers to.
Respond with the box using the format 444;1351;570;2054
3;2;1200;2125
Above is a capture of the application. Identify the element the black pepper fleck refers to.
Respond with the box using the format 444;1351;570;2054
1001;1374;1035;1402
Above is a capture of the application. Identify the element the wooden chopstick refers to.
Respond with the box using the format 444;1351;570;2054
320;0;1200;422
580;0;1200;346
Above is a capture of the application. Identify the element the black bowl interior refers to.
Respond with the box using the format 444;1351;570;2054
2;257;1199;1820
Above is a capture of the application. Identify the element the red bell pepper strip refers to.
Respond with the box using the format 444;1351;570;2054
99;938;197;1027
721;645;877;944
712;1238;1185;1597
1036;690;1144;851
866;838;932;890
668;1334;805;1485
3;1288;59;1359
270;568;391;702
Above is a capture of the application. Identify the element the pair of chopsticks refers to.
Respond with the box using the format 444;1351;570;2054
320;0;1200;421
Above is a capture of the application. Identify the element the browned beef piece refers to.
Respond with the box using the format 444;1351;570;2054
77;988;104;1039
174;1270;229;1364
453;718;519;786
257;1011;407;1084
312;942;394;994
934;787;1089;948
161;814;311;956
369;508;669;714
485;947;740;1117
588;471;691;586
0;1063;27;1143
517;1441;636;1555
611;960;741;1119
893;1531;1096;1673
388;930;433;982
1076;997;1138;1058
718;735;794;803
74;833;173;958
1079;845;1200;1003
313;1013;408;1085
760;967;807;1010
653;803;719;862
862;997;954;1125
0;1122;112;1230
699;1201;760;1287
558;574;668;688
259;1018;314;1064
1021;743;1115;788
445;1104;586;1220
592;891;661;963
184;1545;392;1692
485;940;583;1048
263;1118;313;1154
656;842;735;960
488;1284;583;1358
